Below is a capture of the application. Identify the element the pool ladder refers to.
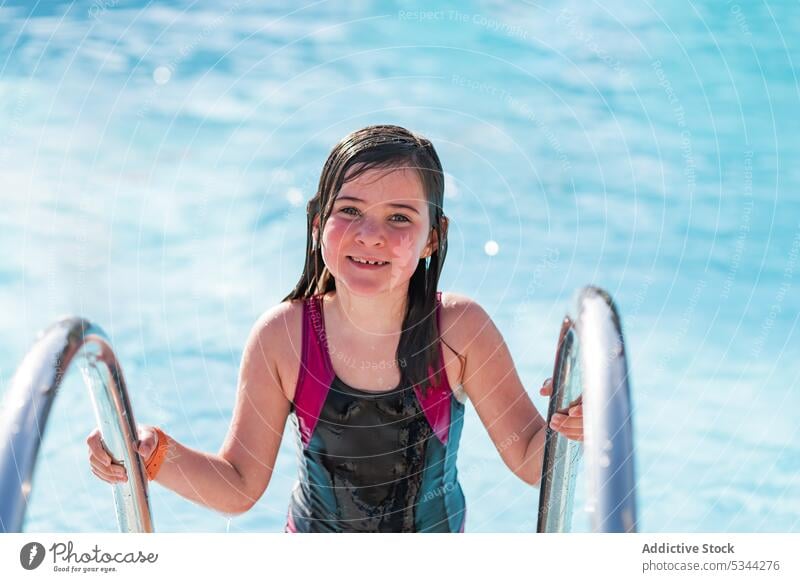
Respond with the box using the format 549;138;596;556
537;286;638;532
0;286;636;533
0;318;153;533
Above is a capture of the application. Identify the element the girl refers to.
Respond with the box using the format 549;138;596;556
86;124;584;532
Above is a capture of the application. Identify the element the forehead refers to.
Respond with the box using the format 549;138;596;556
337;164;426;206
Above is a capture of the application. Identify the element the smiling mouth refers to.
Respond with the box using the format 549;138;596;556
348;256;390;266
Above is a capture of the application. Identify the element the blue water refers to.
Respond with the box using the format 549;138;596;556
1;0;798;532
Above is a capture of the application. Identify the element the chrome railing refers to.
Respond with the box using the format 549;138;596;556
537;286;638;532
537;315;582;532
0;318;153;533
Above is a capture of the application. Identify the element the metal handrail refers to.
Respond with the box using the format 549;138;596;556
537;316;582;532
537;286;638;532
0;317;153;533
579;287;637;532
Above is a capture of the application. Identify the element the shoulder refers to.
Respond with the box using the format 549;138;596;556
439;291;496;356
440;291;493;328
249;299;304;341
242;299;305;373
440;290;480;311
238;299;307;401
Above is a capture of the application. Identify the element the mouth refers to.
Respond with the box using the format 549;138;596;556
347;256;390;268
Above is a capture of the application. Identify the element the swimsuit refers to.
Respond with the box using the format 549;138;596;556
285;291;466;532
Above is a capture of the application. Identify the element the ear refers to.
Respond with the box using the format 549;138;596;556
422;216;447;258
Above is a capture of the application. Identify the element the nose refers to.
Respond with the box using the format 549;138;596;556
354;216;386;247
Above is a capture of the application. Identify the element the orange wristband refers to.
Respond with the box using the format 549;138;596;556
145;427;170;481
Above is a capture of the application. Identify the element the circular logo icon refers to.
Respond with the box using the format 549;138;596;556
20;542;46;570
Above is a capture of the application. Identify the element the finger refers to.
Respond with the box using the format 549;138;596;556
554;417;583;432
138;431;160;460
137;436;150;458
92;466;128;484
550;415;584;434
549;413;567;429
89;453;123;476
551;421;583;441
90;458;127;483
137;443;150;460
556;422;582;435
90;465;118;484
539;377;553;396
87;432;113;467
90;466;114;484
569;404;583;417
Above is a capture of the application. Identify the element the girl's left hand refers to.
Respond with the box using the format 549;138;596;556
539;378;584;442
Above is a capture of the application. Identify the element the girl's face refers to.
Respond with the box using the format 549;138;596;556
315;165;437;296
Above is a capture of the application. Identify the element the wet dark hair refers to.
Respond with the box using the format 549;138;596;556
282;124;460;397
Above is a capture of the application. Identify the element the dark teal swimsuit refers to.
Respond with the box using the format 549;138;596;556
285;291;466;532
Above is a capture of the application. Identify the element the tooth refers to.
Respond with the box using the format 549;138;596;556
352;257;385;265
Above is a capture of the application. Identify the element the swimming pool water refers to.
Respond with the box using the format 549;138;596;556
1;0;798;532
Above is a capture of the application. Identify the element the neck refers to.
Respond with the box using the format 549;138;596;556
325;285;409;337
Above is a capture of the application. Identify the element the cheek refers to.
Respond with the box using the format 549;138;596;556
320;219;350;250
319;220;349;272
387;234;418;265
388;227;429;268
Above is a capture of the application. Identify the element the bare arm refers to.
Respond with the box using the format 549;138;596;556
213;303;293;513
449;295;547;486
91;303;293;515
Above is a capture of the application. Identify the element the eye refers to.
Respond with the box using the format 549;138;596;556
339;207;411;223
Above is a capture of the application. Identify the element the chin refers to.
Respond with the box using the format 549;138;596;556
336;278;409;296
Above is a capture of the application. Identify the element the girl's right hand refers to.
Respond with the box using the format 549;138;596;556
86;425;159;484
